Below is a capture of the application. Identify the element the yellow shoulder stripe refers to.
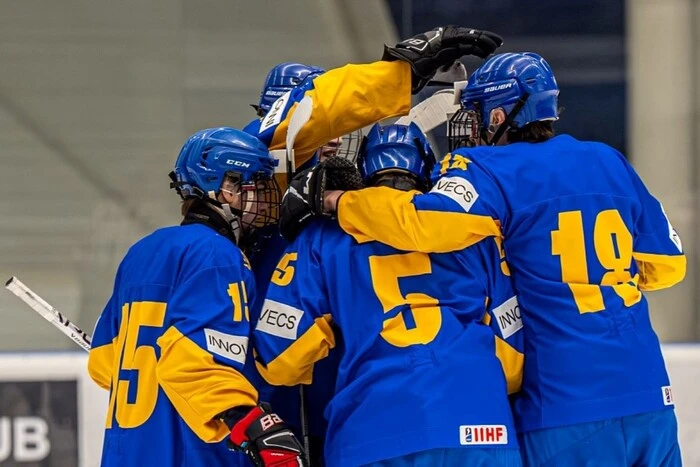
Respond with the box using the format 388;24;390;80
338;187;501;252
156;326;257;443
633;251;686;291
256;314;335;387
87;340;115;391
494;336;524;395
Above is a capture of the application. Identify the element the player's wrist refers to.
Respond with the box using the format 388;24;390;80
324;190;344;213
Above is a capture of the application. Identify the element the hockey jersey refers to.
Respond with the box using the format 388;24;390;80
87;223;257;466
254;218;523;467
246;227;339;450
335;134;686;432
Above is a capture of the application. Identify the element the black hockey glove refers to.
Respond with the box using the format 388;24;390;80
279;165;326;242
226;404;307;467
279;156;364;242
382;26;504;93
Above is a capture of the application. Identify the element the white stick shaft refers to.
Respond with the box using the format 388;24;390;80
285;95;314;179
5;276;92;352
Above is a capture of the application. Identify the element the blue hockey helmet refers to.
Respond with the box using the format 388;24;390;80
357;122;436;191
449;52;559;148
170;127;278;198
255;62;325;115
170;127;281;243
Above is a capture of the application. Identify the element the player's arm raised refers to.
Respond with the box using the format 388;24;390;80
259;26;503;168
254;231;335;387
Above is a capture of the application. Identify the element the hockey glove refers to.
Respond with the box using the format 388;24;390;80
279;156;364;241
226;405;307;467
279;165;326;242
382;26;503;93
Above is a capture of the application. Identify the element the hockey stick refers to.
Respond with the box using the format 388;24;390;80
394;60;467;134
273;96;315;460
5;276;92;352
395;87;461;133
285;95;314;184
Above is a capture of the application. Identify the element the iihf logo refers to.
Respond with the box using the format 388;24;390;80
662;386;674;406
464;427;473;443
460;425;507;445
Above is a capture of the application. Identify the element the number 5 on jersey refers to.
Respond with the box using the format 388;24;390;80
369;252;442;347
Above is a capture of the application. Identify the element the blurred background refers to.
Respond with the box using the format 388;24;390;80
0;0;697;464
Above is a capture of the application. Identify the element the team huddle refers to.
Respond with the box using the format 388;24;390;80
86;25;685;467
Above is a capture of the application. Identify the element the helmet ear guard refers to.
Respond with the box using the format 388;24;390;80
484;92;530;146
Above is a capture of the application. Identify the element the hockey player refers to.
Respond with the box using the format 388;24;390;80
87;127;306;467
255;123;523;467
243;26;505;463
284;53;685;466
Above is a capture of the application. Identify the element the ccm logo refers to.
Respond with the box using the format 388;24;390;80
259;413;282;431
227;160;250;167
460;425;508;445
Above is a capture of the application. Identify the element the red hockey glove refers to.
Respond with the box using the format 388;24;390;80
228;405;307;467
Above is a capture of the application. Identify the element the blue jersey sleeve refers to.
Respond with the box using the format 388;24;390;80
254;226;335;387
87;268;123;391
155;248;259;442
623;160;686;290
479;238;524;394
337;150;506;253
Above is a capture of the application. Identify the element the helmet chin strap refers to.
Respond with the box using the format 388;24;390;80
484;93;530;146
206;190;242;244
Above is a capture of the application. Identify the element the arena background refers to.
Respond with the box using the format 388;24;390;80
0;0;698;465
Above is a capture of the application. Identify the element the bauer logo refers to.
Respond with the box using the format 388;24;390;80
491;296;523;339
460;425;508;445
431;176;479;213
662;386;674;406
260;91;292;133
256;299;304;340
484;83;514;93
204;329;248;364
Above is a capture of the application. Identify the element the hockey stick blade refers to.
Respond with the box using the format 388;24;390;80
5;276;92;352
395;89;459;133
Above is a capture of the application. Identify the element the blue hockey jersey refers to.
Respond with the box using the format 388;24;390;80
335;134;686;432
253;218;523;467
247;227;339;448
87;223;257;466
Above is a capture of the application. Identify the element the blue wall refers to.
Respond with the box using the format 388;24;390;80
387;0;626;154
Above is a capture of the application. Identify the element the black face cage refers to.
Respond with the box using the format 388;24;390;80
448;109;481;151
333;129;364;163
235;176;282;233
